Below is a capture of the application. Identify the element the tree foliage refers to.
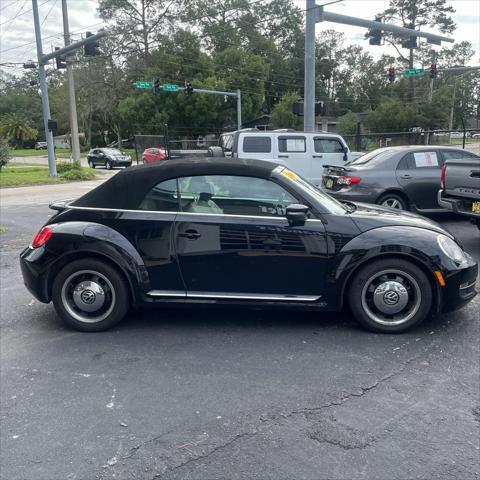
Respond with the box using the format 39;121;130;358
0;113;38;146
270;92;303;130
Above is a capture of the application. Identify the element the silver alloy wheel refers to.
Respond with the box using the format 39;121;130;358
381;198;403;210
61;270;116;323
360;269;421;326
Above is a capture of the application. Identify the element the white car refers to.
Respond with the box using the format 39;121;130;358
209;129;363;186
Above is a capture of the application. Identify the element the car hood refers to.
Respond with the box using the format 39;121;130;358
347;202;453;238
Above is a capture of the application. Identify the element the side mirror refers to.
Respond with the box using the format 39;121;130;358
342;145;348;162
286;204;309;227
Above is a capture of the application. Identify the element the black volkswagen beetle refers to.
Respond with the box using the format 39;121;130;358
20;158;477;333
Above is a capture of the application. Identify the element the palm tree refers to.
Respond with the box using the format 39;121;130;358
0;114;38;148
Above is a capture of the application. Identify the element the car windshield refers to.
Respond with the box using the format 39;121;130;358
103;148;122;155
347;148;395;166
273;166;348;215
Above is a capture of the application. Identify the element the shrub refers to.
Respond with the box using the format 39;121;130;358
60;168;96;181
56;161;82;174
0;141;11;170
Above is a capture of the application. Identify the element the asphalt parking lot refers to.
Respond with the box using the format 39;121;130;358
1;201;479;480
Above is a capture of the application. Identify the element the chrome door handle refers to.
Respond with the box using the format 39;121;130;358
278;155;289;158
178;229;201;240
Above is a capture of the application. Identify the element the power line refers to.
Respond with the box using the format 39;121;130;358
0;0;50;26
41;0;58;26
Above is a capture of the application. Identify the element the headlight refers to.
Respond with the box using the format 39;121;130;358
437;234;465;262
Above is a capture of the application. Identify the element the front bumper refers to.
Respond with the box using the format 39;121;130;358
441;257;478;313
438;189;480;220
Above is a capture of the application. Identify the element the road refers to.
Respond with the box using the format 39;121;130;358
1;183;479;480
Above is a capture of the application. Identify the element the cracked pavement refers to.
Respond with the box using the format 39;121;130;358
1;199;479;480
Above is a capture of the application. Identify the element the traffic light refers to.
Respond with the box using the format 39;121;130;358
430;63;437;79
54;47;66;69
315;101;325;116
388;67;395;83
154;79;161;93
185;82;194;96
84;32;99;56
367;16;383;46
401;24;417;49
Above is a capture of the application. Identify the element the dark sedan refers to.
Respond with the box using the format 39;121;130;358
20;158;477;333
322;146;480;212
87;148;132;169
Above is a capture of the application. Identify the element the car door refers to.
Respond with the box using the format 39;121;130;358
276;135;312;180
173;174;328;299
312;137;347;184
90;149;101;166
395;150;444;210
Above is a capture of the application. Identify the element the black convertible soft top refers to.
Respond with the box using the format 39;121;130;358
72;157;277;209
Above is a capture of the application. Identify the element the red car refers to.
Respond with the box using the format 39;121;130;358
142;147;168;164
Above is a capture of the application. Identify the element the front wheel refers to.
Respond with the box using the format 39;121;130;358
52;259;130;332
88;159;95;169
106;160;113;170
348;258;432;333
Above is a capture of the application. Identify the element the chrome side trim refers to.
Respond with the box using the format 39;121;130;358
147;291;321;302
67;205;323;222
147;290;186;297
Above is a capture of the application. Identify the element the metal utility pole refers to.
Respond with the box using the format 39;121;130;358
236;89;242;130
61;0;81;163
303;3;455;133
304;0;317;132
32;0;57;177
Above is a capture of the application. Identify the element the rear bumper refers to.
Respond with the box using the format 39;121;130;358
20;247;50;303
438;190;480;220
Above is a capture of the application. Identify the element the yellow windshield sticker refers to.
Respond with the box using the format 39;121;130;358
281;168;298;181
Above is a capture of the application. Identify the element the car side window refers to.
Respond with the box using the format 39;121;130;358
278;136;306;153
138;179;179;211
178;175;298;217
442;150;476;160
401;151;442;169
314;138;345;154
242;136;271;153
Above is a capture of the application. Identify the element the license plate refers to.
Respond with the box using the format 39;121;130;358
472;201;480;214
326;178;334;189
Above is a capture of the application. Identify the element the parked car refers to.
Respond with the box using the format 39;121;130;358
142;147;168;164
20;158;477;334
87;148;132;169
322;146;480;212
35;141;47;150
208;129;364;185
438;157;480;229
472;133;480;139
449;131;463;138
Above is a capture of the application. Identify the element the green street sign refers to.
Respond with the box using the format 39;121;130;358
135;81;153;89
163;84;180;92
404;68;425;78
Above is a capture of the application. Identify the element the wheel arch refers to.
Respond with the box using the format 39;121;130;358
376;189;410;208
46;250;139;305
339;252;441;315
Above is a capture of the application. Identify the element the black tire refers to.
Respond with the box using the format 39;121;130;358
88;159;95;169
52;258;130;332
106;160;113;170
347;258;432;333
142;157;146;164
377;193;408;211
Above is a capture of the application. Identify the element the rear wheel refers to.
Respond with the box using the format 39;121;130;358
377;193;408;211
348;258;432;333
52;259;129;332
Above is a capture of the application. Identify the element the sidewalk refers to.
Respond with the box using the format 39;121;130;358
0;171;116;207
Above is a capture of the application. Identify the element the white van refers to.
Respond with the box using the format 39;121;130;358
210;129;363;186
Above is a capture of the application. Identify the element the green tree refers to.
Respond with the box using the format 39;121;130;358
338;111;358;136
270;92;302;130
0;114;38;147
0;140;11;170
366;98;417;132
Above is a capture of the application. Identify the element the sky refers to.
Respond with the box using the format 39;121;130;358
0;0;479;75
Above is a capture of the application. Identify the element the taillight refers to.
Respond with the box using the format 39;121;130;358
440;164;447;190
337;176;361;186
31;224;57;249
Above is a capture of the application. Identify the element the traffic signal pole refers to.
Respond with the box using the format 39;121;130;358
303;2;454;133
32;0;57;177
62;0;81;164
